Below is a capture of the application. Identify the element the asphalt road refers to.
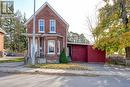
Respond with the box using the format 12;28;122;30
0;72;130;87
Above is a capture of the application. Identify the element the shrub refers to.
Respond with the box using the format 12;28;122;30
107;56;126;65
59;49;68;63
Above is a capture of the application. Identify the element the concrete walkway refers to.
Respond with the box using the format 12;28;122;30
0;56;24;60
0;62;130;77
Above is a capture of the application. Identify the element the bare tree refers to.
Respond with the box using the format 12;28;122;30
86;17;96;43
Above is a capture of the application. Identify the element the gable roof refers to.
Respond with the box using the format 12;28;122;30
0;28;6;34
25;2;69;27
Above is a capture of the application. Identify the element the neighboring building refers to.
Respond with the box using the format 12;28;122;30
0;28;5;57
25;2;69;63
67;32;89;44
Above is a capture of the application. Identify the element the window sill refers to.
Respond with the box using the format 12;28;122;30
49;32;56;34
38;31;45;33
47;53;55;55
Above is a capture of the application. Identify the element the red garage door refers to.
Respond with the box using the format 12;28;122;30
87;45;105;62
71;45;87;62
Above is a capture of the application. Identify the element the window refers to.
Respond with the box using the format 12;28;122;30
38;19;44;32
57;40;60;54
48;40;55;54
50;19;56;33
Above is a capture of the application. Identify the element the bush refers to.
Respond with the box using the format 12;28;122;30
107;56;126;65
59;49;68;63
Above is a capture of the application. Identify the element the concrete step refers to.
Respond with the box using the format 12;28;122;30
36;58;46;64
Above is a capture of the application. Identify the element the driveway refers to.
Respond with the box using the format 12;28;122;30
0;57;24;67
0;62;24;68
0;72;129;87
81;63;130;71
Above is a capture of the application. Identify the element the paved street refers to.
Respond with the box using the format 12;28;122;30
0;62;130;87
0;72;130;87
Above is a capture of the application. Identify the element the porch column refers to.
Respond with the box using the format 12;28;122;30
29;37;33;58
63;37;65;48
55;38;58;55
37;37;40;56
27;37;30;56
44;37;46;56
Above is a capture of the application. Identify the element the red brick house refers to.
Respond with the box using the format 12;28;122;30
0;28;5;57
25;2;106;64
25;2;69;63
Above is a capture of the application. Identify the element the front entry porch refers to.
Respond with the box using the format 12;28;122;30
26;34;64;64
28;37;46;64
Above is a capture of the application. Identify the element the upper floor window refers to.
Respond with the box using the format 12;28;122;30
50;19;56;33
38;19;44;33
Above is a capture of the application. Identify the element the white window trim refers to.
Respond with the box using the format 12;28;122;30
48;40;55;54
49;19;56;33
57;40;60;54
38;19;45;33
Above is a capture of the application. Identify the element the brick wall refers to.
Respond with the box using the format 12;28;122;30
0;32;4;56
26;4;68;63
27;5;67;35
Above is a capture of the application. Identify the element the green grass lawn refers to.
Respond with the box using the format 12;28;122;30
0;58;24;63
29;63;93;70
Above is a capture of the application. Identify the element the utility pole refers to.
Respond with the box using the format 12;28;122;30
120;0;130;60
32;0;36;65
0;1;2;28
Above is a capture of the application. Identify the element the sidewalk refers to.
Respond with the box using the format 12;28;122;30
0;56;24;60
0;66;129;76
0;62;130;77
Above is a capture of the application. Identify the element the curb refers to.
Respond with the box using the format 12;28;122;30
0;68;99;76
1;71;99;77
0;67;130;77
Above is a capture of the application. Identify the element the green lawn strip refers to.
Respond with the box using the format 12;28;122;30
29;64;93;70
0;58;24;63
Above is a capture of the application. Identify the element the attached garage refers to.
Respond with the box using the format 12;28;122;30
67;43;87;62
67;43;106;63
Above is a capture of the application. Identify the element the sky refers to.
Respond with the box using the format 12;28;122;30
13;0;103;42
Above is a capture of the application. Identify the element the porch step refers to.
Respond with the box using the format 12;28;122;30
36;58;46;64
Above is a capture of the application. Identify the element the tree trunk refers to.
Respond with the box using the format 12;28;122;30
125;47;130;59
